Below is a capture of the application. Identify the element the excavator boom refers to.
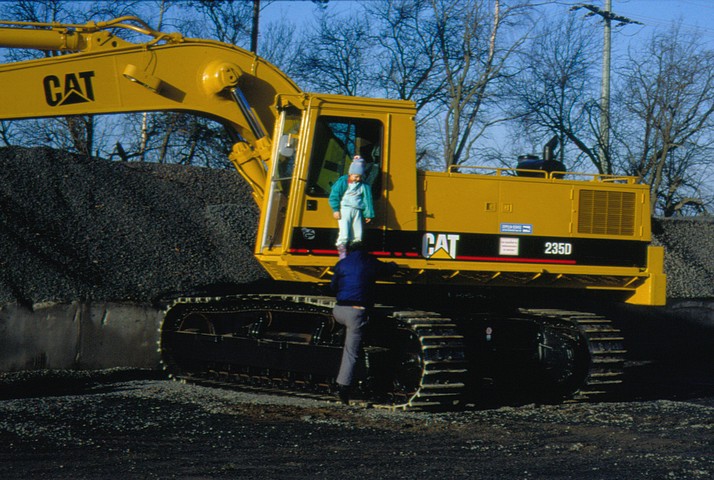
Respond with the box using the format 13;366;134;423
0;16;302;201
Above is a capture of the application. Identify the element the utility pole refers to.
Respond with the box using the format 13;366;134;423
251;0;260;54
600;0;612;174
571;2;641;175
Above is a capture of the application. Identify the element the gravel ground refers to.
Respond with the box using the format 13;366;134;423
1;338;713;480
0;368;713;480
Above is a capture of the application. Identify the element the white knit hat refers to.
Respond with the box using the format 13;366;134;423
349;156;365;176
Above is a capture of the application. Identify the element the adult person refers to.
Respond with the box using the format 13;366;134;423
330;242;397;405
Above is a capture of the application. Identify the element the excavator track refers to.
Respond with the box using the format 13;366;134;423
518;308;626;401
378;310;467;409
159;295;467;410
159;296;623;409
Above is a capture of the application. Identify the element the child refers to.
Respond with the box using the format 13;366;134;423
329;155;374;259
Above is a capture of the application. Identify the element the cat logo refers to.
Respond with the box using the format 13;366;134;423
43;71;96;107
301;228;316;240
422;233;460;259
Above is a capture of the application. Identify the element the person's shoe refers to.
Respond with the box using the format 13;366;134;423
337;384;351;405
337;244;347;260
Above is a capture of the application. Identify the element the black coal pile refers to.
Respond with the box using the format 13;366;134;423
652;216;714;298
0;146;267;305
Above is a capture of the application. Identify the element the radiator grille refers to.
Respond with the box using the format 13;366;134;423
578;190;636;235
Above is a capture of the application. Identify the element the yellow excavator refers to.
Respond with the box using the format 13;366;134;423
0;17;665;408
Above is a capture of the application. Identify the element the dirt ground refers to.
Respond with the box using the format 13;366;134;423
1;360;713;480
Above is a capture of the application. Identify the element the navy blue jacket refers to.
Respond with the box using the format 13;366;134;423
331;250;397;308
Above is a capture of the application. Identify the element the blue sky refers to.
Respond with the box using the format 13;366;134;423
262;0;714;49
604;0;714;49
615;0;714;37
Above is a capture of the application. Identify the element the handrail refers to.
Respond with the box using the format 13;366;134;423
0;16;183;48
446;164;637;184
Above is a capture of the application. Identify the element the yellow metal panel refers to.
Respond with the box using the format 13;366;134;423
625;246;667;306
418;170;652;241
384;113;418;231
418;171;501;233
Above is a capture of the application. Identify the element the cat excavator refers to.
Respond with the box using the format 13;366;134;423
0;17;665;408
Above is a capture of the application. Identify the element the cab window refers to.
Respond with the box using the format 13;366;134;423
306;116;382;197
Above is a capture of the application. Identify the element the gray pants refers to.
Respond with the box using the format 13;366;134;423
332;305;368;387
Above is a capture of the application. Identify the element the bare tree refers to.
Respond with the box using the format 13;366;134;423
430;0;529;169
0;122;14;146
256;17;305;80
183;0;254;48
507;11;600;171
0;0;66;26
293;11;374;96
366;1;441;112
615;24;714;216
109;0;250;167
364;0;445;163
83;0;144;20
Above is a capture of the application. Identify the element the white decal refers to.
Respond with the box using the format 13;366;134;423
499;237;519;256
422;233;460;259
544;242;572;255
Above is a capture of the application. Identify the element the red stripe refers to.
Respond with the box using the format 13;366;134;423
287;249;575;265
455;255;576;265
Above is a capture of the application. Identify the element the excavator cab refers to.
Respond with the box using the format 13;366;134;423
254;93;419;281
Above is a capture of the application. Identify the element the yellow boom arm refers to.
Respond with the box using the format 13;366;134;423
0;16;303;201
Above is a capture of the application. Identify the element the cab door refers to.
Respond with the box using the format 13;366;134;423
290;109;386;253
256;106;303;253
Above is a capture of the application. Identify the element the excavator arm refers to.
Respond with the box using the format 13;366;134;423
0;16;303;201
